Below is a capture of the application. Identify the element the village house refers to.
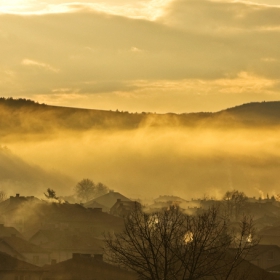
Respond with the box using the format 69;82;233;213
0;251;44;280
42;253;137;280
0;224;24;238
0;194;124;239
259;225;280;246
0;236;50;266
85;191;131;212
110;199;141;217
245;245;280;270
30;229;104;263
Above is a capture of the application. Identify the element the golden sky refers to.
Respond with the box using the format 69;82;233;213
0;0;280;113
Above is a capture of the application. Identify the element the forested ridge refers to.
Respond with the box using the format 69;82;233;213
1;98;280;135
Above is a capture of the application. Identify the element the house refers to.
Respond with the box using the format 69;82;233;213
110;199;141;217
0;251;44;280
0;196;124;238
225;257;279;280
43;252;278;280
258;225;280;246
266;263;280;279
30;229;104;263
0;223;24;238
85;191;131;211
244;245;280;270
153;195;188;204
0;194;43;235
84;200;110;212
0;236;50;266
42;253;137;280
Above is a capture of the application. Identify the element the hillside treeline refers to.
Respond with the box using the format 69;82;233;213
1;98;280;137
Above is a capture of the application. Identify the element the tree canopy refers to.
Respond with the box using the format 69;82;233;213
44;188;58;200
74;179;109;202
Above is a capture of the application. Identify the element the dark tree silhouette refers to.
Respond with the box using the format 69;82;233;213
75;179;109;202
105;205;256;280
44;188;58;200
223;190;248;219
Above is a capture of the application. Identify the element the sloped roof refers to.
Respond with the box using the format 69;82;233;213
231;258;278;280
85;192;131;209
0;199;126;242
30;230;104;252
110;200;140;214
44;255;137;280
84;200;110;212
250;244;280;257
0;224;23;238
0;251;42;271
0;195;42;214
267;263;280;273
45;251;277;280
216;249;279;279
0;236;49;254
154;195;188;203
259;225;280;236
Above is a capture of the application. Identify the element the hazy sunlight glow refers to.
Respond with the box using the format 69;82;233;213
0;0;173;19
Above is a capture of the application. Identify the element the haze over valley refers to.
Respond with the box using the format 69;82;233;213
1;98;280;200
1;0;280;278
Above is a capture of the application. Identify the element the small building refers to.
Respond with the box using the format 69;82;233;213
110;199;141;218
259;225;280;246
85;191;131;211
0;224;24;238
30;229;104;263
245;245;280;270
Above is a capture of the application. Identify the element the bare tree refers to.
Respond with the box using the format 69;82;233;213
223;190;248;219
75;179;95;202
105;204;256;280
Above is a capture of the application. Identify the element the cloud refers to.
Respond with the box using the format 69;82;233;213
159;0;280;31
0;2;279;112
6;119;280;200
28;73;278;113
0;0;173;20
21;59;59;72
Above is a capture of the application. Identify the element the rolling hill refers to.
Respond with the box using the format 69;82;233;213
0;98;280;138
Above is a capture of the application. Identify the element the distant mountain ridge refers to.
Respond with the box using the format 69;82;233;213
1;98;280;135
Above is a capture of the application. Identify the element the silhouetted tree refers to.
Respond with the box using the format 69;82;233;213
105;205;256;280
223;190;248;219
75;179;109;202
95;182;109;197
44;188;58;200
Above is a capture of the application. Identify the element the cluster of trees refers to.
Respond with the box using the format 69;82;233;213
43;179;110;203
0;97;44;107
222;190;248;219
74;179;109;202
105;204;257;280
